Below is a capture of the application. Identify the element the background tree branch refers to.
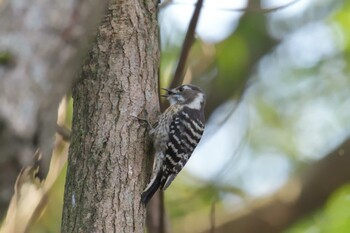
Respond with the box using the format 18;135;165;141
169;0;204;89
200;138;350;233
0;0;107;217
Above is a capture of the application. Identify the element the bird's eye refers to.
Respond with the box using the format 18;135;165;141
178;87;184;92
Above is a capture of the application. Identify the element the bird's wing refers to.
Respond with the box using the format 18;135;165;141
160;107;205;190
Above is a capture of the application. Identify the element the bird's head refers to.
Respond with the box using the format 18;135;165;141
161;84;206;110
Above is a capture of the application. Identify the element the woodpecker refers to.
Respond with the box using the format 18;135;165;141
141;84;206;204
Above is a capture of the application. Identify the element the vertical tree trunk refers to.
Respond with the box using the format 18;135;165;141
61;0;159;232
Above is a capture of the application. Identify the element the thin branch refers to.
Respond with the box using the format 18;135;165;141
169;0;204;89
210;200;216;233
159;191;165;233
146;191;169;233
160;0;301;14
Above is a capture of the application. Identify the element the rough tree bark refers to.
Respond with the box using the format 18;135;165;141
0;0;108;216
61;0;159;232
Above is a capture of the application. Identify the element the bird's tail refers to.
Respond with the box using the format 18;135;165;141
141;171;162;205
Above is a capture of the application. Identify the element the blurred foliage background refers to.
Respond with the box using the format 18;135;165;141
2;0;350;232
159;0;350;232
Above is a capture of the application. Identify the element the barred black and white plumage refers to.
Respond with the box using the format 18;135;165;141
141;84;206;205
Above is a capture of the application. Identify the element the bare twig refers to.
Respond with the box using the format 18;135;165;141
146;191;169;233
169;0;204;89
160;0;301;14
210;200;216;233
160;191;165;233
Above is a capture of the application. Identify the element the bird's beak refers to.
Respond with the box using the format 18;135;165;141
160;88;174;97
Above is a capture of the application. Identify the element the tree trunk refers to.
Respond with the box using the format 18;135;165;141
61;0;159;232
